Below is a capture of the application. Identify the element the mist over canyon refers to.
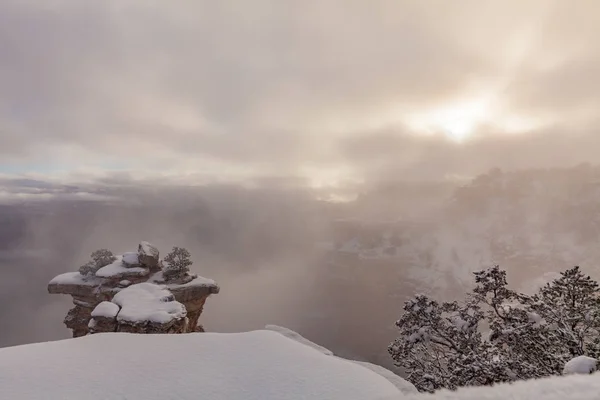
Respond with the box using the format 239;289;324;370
2;164;600;371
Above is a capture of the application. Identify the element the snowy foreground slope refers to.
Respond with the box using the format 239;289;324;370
2;328;600;400
0;329;404;400
400;373;600;400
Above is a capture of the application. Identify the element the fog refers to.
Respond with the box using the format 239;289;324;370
2;166;600;371
2;0;600;370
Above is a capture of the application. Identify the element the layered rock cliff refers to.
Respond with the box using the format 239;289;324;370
48;241;219;336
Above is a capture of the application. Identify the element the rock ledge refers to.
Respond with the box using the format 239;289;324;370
48;242;219;336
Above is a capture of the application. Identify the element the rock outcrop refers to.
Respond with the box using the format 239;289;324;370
49;241;219;336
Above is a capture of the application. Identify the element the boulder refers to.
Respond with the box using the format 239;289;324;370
88;301;120;333
138;241;160;270
121;252;141;267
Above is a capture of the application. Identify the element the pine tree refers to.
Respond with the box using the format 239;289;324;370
523;267;600;359
79;249;117;275
162;246;193;280
388;294;508;392
390;265;600;392
477;266;564;378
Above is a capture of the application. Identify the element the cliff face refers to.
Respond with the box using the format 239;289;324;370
48;241;219;336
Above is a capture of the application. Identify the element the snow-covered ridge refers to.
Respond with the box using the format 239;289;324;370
2;326;600;399
265;324;419;395
0;330;405;400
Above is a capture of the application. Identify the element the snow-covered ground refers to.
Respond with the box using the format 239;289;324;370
265;324;419;395
400;373;600;400
2;327;600;399
0;330;405;400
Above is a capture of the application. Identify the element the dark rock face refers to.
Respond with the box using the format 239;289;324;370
65;306;93;338
48;241;219;336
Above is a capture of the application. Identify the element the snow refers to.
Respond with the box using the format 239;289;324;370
149;271;217;288
451;316;471;331
0;331;401;400
170;274;217;288
407;327;429;343
264;325;418;395
122;251;140;265
563;356;598;375
95;258;148;278
527;311;544;327
352;360;419;395
401;373;600;400
90;301;120;318
111;282;186;324
265;324;334;355
139;240;156;255
48;271;101;286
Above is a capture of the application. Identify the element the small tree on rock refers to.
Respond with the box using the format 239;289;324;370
79;249;117;276
163;247;192;280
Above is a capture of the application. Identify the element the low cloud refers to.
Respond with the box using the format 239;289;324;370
2;0;599;184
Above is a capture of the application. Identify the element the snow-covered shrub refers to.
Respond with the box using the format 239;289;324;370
79;249;117;276
388;292;512;392
390;265;600;392
162;247;193;279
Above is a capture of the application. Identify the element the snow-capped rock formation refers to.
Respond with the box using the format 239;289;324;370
48;241;219;336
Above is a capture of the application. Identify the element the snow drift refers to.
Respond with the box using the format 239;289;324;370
0;330;403;400
265;324;419;395
3;326;600;400
400;373;600;400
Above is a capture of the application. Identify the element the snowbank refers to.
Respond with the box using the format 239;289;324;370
401;373;600;400
563;356;598;375
265;324;418;395
352;360;419;395
265;324;334;355
0;330;401;400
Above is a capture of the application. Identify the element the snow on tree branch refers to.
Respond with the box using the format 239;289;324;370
389;265;600;393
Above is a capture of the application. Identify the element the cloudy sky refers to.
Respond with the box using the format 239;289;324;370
1;0;600;194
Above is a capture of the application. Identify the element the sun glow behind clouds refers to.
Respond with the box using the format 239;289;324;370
407;98;492;142
405;94;548;142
